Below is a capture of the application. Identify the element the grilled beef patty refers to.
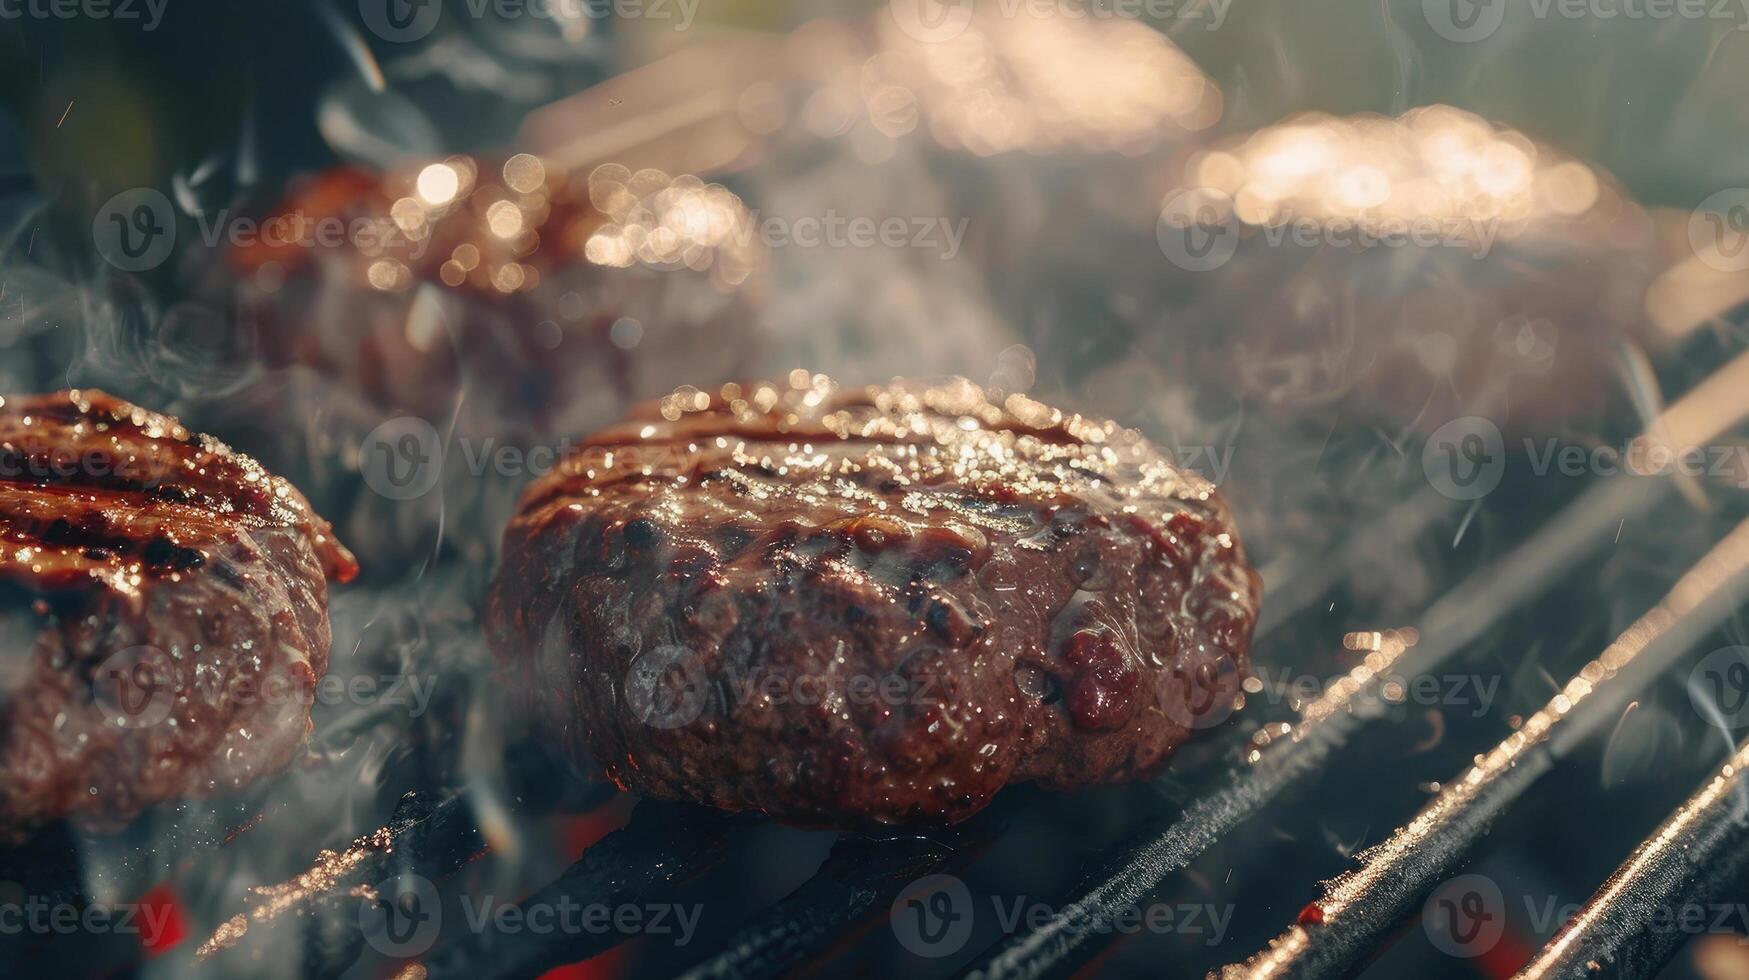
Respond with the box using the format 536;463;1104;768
179;163;765;574
0;391;357;833
488;377;1260;826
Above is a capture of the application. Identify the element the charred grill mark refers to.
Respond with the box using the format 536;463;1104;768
2;504;207;569
488;377;1261;828
0;390;356;833
0;391;358;589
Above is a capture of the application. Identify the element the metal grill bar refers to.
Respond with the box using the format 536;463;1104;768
956;475;1661;980
52;366;1749;980
421;801;747;980
955;699;1368;980
675;830;979;980
1514;738;1749;980
3;697;545;974
196;788;489;975
1216;518;1749;980
957;350;1749;980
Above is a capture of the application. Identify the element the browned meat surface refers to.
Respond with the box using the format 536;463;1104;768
487;376;1260;827
0;390;357;834
177;162;767;573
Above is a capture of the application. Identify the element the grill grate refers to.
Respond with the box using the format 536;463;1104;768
192;789;489;974
1216;519;1749;980
1515;738;1749;980
421;802;748;980
14;367;1749;980
953;475;1668;980
673;827;983;980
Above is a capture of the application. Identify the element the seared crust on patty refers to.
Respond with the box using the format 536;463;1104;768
488;376;1259;826
0;390;356;832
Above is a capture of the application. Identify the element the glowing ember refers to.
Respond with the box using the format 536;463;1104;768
196;914;249;958
137;883;188;956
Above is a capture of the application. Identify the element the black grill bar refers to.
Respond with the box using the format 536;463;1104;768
675;829;982;980
44;378;1746;980
1514;737;1749;980
420;801;748;980
956;476;1661;980
194;787;489;976
956;696;1374;980
1214;518;1749;980
188;735;599;972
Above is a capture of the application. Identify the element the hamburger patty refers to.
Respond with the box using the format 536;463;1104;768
180;161;766;574
0;390;357;833
487;376;1260;826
